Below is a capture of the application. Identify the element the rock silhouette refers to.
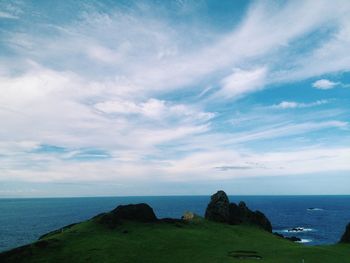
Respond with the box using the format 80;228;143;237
205;190;272;232
98;203;157;227
205;190;230;223
340;223;350;243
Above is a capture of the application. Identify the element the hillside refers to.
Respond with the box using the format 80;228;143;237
1;212;349;263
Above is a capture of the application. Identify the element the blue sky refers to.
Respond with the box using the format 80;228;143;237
0;0;350;197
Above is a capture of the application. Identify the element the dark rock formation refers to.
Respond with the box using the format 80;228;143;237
98;203;157;227
250;210;272;232
205;191;272;232
286;236;301;242
112;203;157;222
339;223;350;243
228;202;272;232
205;190;230;223
288;227;304;232
273;232;301;242
228;202;244;225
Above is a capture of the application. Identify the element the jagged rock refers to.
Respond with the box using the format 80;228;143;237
288;227;304;232
340;223;350;243
286;236;301;242
228;202;272;232
273;232;301;242
205;191;272;232
98;203;157;227
228;203;244;224
205;190;230;223
250;210;272;232
112;203;157;222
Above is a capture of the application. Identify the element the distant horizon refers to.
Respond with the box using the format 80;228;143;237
2;193;350;199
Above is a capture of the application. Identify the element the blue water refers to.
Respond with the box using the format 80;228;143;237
1;196;350;252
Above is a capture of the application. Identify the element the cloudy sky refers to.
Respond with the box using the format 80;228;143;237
0;0;350;197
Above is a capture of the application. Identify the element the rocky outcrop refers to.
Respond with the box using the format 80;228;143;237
274;232;301;242
228;201;272;232
205;190;230;223
286;236;301;242
250;210;272;232
112;204;157;222
288;227;304;232
339;223;350;243
205;191;272;232
98;203;157;227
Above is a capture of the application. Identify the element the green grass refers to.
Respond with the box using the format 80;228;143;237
1;217;349;263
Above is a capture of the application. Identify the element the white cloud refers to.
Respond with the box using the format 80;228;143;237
226;121;348;144
94;98;214;121
94;100;143;115
0;63;214;168
0;1;21;20
275;9;350;82
2;143;350;184
215;67;267;99
312;79;339;89
274;101;298;109
0;11;18;19
0;66;83;107
181;120;349;151
155;147;350;182
272;100;329;109
4;0;349;96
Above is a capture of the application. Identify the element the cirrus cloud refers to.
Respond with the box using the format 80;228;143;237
312;79;339;89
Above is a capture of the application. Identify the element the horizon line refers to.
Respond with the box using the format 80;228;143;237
1;194;350;199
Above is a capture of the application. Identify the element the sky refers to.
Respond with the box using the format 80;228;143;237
0;0;350;197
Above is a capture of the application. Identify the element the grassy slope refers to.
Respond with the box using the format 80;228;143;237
1;218;349;263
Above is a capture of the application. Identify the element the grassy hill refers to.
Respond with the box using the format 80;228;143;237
1;216;349;263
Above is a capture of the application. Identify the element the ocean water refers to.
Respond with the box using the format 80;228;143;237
1;195;350;252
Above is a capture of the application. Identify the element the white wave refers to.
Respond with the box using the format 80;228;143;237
296;239;312;243
307;208;324;211
278;227;314;233
302;228;314;232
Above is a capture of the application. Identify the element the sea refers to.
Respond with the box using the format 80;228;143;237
1;195;350;252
